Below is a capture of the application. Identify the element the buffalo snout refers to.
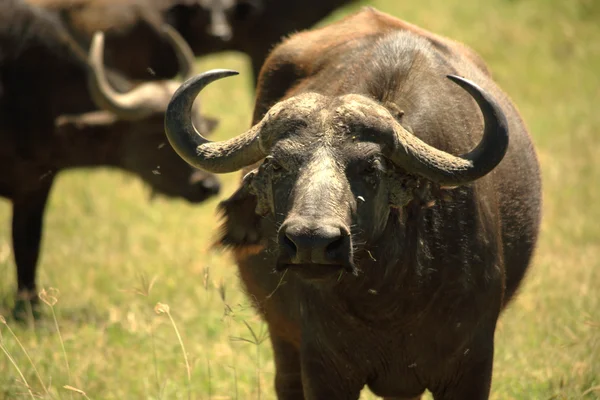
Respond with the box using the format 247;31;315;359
188;170;221;201
277;219;354;276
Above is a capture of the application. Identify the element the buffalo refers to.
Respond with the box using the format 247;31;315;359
38;0;199;81
166;0;360;82
166;7;542;400
37;0;359;85
0;0;219;314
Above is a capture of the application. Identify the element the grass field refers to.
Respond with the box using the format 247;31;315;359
1;0;599;398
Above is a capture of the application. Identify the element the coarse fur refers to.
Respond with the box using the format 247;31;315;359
0;0;220;314
215;8;541;399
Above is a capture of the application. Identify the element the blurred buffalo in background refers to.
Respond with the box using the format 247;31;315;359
0;0;220;316
34;0;360;83
166;0;361;82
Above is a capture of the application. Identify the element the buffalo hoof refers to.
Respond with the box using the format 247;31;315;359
12;292;40;322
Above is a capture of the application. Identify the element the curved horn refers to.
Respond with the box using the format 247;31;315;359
87;26;197;120
165;69;267;173
87;31;169;119
385;75;509;186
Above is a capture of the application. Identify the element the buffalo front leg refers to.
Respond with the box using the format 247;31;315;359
430;339;495;400
11;179;54;318
270;333;304;400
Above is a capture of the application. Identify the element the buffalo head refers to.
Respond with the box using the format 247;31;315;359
57;26;220;203
173;0;263;43
199;0;263;41
87;25;205;125
164;70;508;279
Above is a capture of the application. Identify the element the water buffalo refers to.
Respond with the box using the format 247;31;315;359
35;0;358;85
28;0;230;79
165;7;542;399
35;0;197;80
0;0;219;314
166;0;360;82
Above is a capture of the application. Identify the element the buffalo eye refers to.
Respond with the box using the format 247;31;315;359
362;157;383;175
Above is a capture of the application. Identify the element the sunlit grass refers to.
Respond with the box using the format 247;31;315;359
1;0;599;398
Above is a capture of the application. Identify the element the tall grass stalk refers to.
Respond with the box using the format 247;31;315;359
227;365;239;400
39;288;74;400
230;321;269;400
132;273;164;400
0;315;51;398
155;302;192;400
63;385;92;400
0;318;36;400
207;358;212;400
149;325;164;400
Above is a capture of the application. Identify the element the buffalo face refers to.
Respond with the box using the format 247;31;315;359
82;26;221;203
168;0;263;52
245;99;414;280
55;112;221;203
199;0;263;41
164;70;509;281
121;117;221;203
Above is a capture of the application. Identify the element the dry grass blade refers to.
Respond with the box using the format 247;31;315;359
582;385;600;396
0;330;36;400
583;319;600;329
203;265;211;291
241;321;269;346
155;302;192;400
218;279;226;302
227;365;239;400
64;385;92;399
228;336;255;344
121;273;158;297
230;321;269;400
0;316;52;398
40;288;73;392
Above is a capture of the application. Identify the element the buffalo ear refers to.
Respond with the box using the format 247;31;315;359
216;172;263;247
383;102;404;122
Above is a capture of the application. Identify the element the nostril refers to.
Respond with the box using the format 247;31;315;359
282;233;297;256
278;222;351;266
326;235;345;254
202;179;221;194
193;173;221;194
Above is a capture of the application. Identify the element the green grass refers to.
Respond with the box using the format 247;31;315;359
1;0;599;398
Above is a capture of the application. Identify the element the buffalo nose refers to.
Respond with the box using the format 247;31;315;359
200;175;221;195
279;221;351;266
190;171;221;195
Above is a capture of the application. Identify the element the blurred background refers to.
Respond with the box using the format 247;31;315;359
0;0;599;398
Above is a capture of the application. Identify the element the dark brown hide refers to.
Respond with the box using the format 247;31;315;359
29;0;359;84
29;0;186;79
169;7;542;400
0;0;219;315
166;0;360;82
